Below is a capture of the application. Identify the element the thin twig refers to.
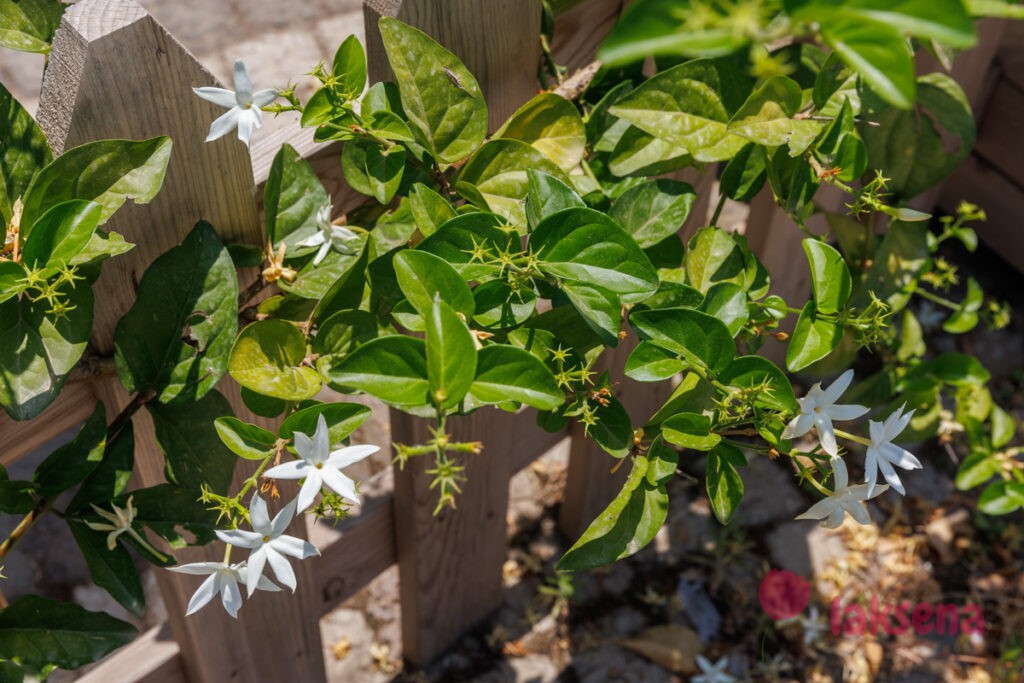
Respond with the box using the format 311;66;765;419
553;60;601;101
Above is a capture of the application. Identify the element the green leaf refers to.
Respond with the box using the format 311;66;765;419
0;0;64;53
342;138;405;204
860;73;975;198
263;143;330;250
955;452;1000;490
409;183;455;238
0;471;35;514
991;404;1016;449
21;137;172;233
332;34;367;99
228;320;321;402
214;417;277;461
598;0;746;67
425;297;476;409
278;402;372;444
786;301;843;372
557;455;668;571
718;355;798;412
324;335;430;408
646;437;679;486
662;412;721;451
33;402;105;499
114;222;238;403
313;310;380;357
457;139;568;231
240;386;287;420
803;239;851;314
648;371;715;426
379;17;487;163
70;230;134;269
609;59;751;162
718;143;767;202
495;93;585;171
852;221;930;311
117;484;220;549
629;308;735;374
818;15;915;109
943;276;983;333
0;274;93;420
20;200;102;269
68;424;135;515
311;243;369;323
0;595;136;671
794;0;976;49
607;125;694;177
0;81;51;224
279;236;368;301
624;341;686;382
472;280;535;329
685;226;746;294
417;212;514;280
531;207;658;301
393;249;473;319
978;481;1024;515
610;179;695;249
561;281;623;346
525;170;584;230
928;352;990;386
147;389;237;494
728;75;821;152
706;442;745;524
699;282;748;336
68;521;145;617
468;344;563;411
583;395;634;459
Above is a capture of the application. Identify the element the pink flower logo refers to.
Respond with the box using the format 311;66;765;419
759;569;810;620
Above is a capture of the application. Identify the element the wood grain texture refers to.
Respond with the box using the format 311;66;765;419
364;0;543;130
37;0;260;353
974;78;1024;192
94;377;327;683
77;623;186;683
550;0;624;72
0;382;97;467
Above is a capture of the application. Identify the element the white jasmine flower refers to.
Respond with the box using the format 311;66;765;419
169;561;280;618
782;369;868;457
85;496;139;550
693;655;737;683
294;203;360;266
797;457;887;528
193;60;277;149
865;403;922;497
799;606;827;645
265;414;378;512
215;494;319;596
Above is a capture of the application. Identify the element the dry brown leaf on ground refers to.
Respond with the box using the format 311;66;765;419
618;623;702;673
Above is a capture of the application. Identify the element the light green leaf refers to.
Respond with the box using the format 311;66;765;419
699;282;748;336
379;17;487;163
943;276;983;333
607;125;694;177
324;335;430;408
409;183;455;238
417;212;514;280
0;81;51;224
624;341;686;382
342;138;405;204
228;320;321;402
955;452;999;490
20;199;102;269
495;93;585;171
819;15;915;109
0;0;64;54
263;143;330;250
662;412;720;451
629;307;736;374
728;75;821;152
718;355;798;412
394;249;473;319
610;179;695;249
425;297;476;409
786;301;843;372
795;0;976;49
279;237;368;301
525;170;584;231
468;344;563;411
803;239;851;314
685;226;746;294
214;417;277;461
114;222;238;403
332;34;367;99
278;402;372;444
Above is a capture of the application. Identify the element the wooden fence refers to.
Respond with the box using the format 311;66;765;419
0;0;1010;681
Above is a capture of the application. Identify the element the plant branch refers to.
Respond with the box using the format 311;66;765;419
0;498;52;563
107;390;155;440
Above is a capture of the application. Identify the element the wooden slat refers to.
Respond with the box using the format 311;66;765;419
0;382;97;467
364;0;543;131
974;78;1024;190
37;0;261;354
77;624;186;683
550;0;624;73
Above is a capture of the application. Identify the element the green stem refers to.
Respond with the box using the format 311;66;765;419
792;458;833;497
833;428;870;447
710;191;728;227
914;288;960;311
0;498;51;563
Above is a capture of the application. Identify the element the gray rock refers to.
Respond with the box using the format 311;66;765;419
733;457;805;527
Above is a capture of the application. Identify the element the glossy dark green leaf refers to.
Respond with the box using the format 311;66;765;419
561;281;622;346
609;179;695;249
468;344;563;411
928;352;990;386
417;212;513;280
624;341;686;382
379;17;487;163
0;476;35;514
818;15;915;109
20;200;102;269
557;455;668;571
214;417;277;461
0;80;51;224
68;521;144;617
0;595;136;672
495;93;585;171
472;280;535;329
803;239;851;314
0;0;64;53
706;442;745;524
0;276;93;420
607;125;693;177
662;412;720;451
583;394;635;459
719;355;798;412
313;310;380;357
342;138;405;204
114;222;237;403
228;320;320;401
324;335;430;408
531;207;658;301
645;437;679;486
786;301;843;372
525;170;584;230
117;484;220;549
425;297;476;409
332;34;367;99
263;143;330;250
685;226;746;294
852;221;930;310
33;402;105;499
147;389;236;494
68;424;135;515
278;402;372;444
728;75;821;152
648;371;715;426
699;282;748;336
394;249;473;319
719;142;766;202
240;386;287;420
409;183;455;238
629;308;735;374
20;137;172;233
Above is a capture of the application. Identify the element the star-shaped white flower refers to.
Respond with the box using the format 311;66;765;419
215;494;319;596
294;203;360;266
264;414;378;512
693;655;737;683
797;456;888;529
800;606;827;645
168;561;280;618
782;369;868;457
85;496;138;550
193;60;277;149
865;404;922;497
